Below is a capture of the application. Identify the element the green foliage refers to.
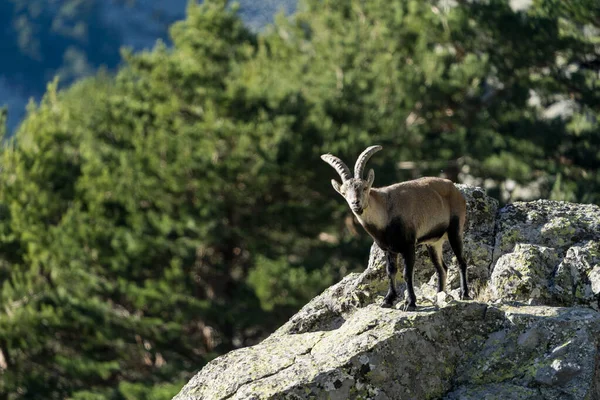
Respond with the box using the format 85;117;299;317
117;381;184;400
0;0;598;399
248;256;334;312
549;173;577;202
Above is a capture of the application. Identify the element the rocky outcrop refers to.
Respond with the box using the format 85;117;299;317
174;188;600;400
492;201;600;310
491;243;561;305
554;241;600;308
175;299;600;400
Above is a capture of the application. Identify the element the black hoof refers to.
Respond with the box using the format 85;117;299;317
403;301;417;312
381;292;397;308
380;300;393;308
460;293;472;301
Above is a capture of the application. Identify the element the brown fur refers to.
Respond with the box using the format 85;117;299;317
357;177;466;238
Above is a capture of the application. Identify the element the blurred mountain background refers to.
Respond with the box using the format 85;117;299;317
0;0;296;133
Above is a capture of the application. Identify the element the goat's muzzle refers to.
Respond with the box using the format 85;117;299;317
352;206;364;215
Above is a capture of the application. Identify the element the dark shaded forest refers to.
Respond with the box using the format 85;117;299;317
0;0;598;398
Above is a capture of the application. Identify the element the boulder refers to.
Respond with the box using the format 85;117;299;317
175;302;499;400
493;200;600;263
489;200;600;308
490;244;560;304
173;190;600;400
174;282;600;399
553;241;600;310
447;306;600;400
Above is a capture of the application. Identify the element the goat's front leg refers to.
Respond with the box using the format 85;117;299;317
402;245;417;311
381;251;398;308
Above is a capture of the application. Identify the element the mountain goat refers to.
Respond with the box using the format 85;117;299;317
321;145;470;310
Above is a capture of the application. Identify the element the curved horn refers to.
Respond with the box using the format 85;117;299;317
354;145;382;178
320;154;352;182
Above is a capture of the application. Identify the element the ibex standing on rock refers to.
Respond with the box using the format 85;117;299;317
321;145;470;310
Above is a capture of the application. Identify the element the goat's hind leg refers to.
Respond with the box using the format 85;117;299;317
381;251;399;308
427;240;447;293
448;216;471;300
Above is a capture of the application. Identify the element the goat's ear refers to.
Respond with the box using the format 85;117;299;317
331;179;343;195
366;169;375;187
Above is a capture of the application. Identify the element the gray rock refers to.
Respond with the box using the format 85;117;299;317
173;190;600;400
490;244;560;304
174;299;497;400
174;299;600;400
535;359;582;386
453;305;600;400
444;383;544;400
493;200;600;263
553;241;600;310
490;200;600;308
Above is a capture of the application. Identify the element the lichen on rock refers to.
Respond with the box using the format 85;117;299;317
553;241;600;310
490;244;560;304
493;200;600;263
489;200;600;310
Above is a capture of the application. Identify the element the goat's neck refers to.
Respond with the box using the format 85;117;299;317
354;189;387;230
